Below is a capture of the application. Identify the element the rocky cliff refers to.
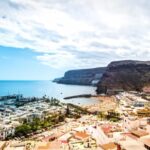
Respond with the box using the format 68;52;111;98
96;60;150;94
53;67;106;86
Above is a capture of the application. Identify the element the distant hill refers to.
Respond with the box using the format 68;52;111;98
96;60;150;94
53;67;106;86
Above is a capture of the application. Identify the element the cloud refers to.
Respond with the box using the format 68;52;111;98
0;0;150;69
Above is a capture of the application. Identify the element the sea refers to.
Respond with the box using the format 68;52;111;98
0;80;99;105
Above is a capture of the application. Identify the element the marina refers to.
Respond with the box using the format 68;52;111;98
0;94;43;109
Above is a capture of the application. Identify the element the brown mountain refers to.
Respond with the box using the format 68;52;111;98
96;60;150;94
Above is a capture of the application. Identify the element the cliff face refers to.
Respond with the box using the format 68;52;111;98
53;67;106;86
96;60;150;94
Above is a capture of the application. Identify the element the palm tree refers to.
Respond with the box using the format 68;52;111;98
98;112;105;121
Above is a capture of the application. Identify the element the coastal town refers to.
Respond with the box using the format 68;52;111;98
1;0;150;149
0;91;149;150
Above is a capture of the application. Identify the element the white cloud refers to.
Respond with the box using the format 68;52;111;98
0;0;150;69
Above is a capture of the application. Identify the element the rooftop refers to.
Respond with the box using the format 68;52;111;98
100;142;117;150
131;130;149;138
74;131;89;140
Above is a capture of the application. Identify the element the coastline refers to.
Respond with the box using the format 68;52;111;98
0;80;97;106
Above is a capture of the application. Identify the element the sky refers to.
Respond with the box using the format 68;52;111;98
0;0;150;80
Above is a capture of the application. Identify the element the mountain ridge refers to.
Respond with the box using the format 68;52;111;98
53;67;106;86
54;60;150;94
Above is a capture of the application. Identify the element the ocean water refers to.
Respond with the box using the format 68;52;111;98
0;80;99;105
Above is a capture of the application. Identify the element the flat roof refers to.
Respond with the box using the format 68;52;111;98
131;130;149;138
101;142;117;150
119;136;146;150
74;131;89;139
37;141;62;150
143;138;150;147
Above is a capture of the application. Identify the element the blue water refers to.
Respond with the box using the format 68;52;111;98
0;80;98;105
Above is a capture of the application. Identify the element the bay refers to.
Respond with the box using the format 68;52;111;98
0;80;99;105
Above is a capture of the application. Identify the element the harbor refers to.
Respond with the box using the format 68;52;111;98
0;94;43;110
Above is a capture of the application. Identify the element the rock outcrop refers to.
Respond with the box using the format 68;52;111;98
53;67;106;86
96;60;150;94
